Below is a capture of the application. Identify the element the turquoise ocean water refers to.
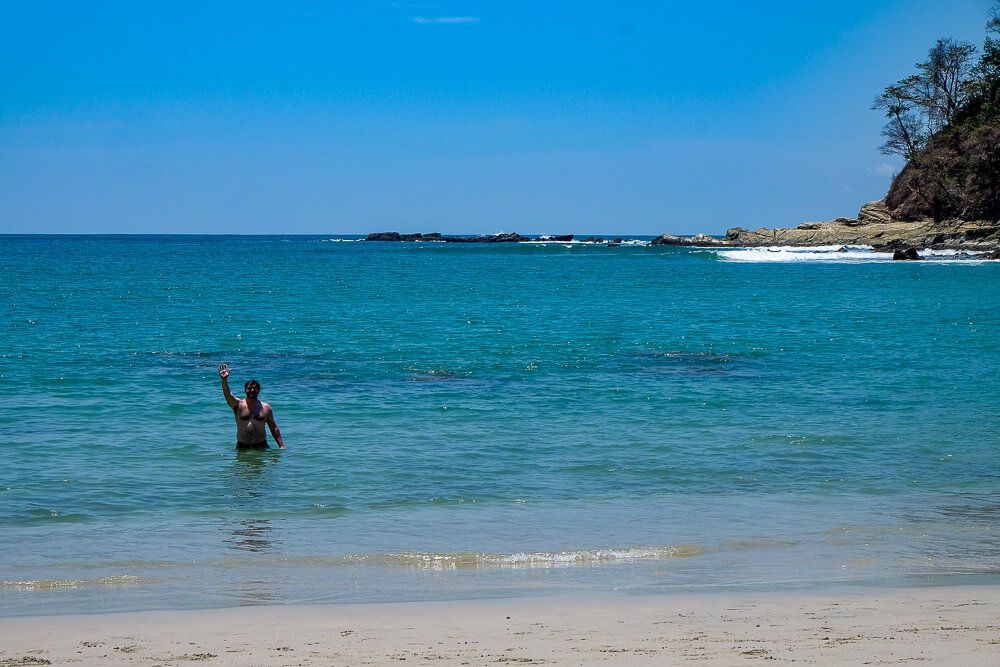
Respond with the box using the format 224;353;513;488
1;235;998;616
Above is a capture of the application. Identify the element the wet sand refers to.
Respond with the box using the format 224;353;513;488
1;585;998;665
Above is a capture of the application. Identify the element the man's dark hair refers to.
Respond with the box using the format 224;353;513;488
245;379;261;392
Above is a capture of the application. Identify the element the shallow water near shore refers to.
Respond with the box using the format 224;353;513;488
1;235;999;616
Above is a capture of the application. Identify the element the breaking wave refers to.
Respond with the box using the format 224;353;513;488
1;575;154;591
346;545;703;570
716;245;993;263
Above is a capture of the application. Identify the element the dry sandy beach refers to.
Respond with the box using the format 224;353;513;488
2;585;998;666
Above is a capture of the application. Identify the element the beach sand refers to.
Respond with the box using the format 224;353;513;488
1;586;998;665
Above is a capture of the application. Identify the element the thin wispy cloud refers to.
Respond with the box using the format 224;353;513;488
413;16;480;25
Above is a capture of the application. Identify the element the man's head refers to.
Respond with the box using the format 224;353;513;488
244;379;261;398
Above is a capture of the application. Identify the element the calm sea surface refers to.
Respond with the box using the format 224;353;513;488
1;235;998;615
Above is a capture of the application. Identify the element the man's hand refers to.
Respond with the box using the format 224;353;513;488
220;364;237;407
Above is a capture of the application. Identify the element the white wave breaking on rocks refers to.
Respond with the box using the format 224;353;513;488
716;245;994;263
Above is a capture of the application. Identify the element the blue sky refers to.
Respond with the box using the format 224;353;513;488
0;0;994;235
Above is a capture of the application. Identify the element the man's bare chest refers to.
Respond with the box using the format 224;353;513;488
235;401;267;422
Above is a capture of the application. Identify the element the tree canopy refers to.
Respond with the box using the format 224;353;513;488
874;3;1000;158
876;3;1000;222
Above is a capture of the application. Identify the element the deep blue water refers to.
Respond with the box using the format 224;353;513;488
1;235;998;615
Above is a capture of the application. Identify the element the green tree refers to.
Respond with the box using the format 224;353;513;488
872;83;928;160
880;3;1000;221
971;1;1000;108
873;38;977;158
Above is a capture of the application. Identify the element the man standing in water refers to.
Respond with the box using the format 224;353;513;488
219;364;285;450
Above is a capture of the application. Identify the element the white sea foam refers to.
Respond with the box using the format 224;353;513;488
715;245;996;263
921;248;989;257
521;239;651;246
350;545;703;570
1;579;85;590
1;575;155;591
716;245;887;263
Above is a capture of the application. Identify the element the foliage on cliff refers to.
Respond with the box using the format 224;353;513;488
876;4;1000;222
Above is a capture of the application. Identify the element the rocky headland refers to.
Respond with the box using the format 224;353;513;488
655;18;1000;256
368;17;1000;259
649;200;1000;253
657;13;1000;257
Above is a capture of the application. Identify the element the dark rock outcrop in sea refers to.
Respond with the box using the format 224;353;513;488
892;248;923;260
367;232;444;241
650;233;725;247
443;233;526;243
366;232;526;243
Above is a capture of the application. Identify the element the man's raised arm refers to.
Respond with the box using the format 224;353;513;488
219;364;238;408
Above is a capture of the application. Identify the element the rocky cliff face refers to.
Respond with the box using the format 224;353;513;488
885;91;1000;222
885;128;1000;222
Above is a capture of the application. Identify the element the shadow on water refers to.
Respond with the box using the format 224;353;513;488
228;447;281;498
893;493;1000;573
224;449;282;545
224;518;276;553
617;350;764;378
225;577;279;606
220;449;283;605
